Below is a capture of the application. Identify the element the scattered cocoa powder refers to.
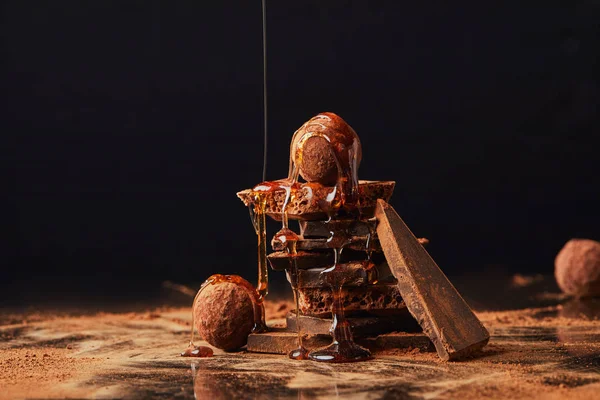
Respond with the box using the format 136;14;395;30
1;300;599;400
0;348;101;399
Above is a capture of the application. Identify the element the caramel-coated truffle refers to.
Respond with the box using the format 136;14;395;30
555;239;600;298
293;112;362;186
194;281;255;351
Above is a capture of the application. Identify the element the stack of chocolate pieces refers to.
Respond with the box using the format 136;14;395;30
271;203;406;323
237;112;489;361
237;180;433;354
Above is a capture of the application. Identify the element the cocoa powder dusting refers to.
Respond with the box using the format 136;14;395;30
1;303;599;399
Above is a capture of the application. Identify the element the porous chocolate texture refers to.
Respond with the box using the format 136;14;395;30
285;262;379;288
297;283;406;317
237;180;395;221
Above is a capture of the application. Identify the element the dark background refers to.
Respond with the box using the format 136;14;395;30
1;1;598;305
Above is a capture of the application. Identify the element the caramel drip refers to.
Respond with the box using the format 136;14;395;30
365;220;376;261
251;193;269;332
272;228;309;360
255;166;309;359
181;345;213;358
308;248;372;363
277;183;307;359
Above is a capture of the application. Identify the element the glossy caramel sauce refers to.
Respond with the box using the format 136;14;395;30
181;345;213;358
308;248;372;363
272;227;309;360
249;192;269;332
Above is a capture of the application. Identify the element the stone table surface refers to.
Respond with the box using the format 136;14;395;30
1;276;600;399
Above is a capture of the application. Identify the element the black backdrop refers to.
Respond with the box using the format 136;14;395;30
1;1;599;304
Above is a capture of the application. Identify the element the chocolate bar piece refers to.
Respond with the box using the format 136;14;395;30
267;251;332;271
237;180;395;221
298;283;406;317
285;309;420;337
267;249;388;271
299;219;377;238
246;331;433;355
271;236;381;252
375;199;490;361
285;262;379;288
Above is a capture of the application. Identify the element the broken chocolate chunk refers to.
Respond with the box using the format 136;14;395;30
267;249;389;272
285;310;419;337
285;261;379;288
299;219;377;238
267;251;332;271
375;199;489;361
237;180;395;221
246;331;433;355
271;237;381;252
298;283;406;317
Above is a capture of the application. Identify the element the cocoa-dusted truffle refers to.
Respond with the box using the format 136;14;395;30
555;239;600;298
298;136;338;185
194;280;255;351
292;112;362;186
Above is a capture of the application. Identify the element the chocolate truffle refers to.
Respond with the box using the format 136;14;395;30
293;112;362;186
297;136;339;185
194;280;255;351
555;239;600;298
